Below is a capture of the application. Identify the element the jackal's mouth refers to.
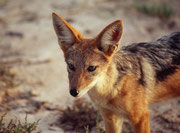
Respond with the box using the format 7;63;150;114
70;79;98;98
69;87;91;98
77;87;92;98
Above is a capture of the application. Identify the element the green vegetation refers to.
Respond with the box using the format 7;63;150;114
84;112;104;133
0;113;40;133
95;112;104;133
134;0;174;19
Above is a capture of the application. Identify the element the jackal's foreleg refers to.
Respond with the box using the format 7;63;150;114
130;110;150;133
99;108;124;133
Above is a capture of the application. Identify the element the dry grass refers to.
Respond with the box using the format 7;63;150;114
57;98;104;133
0;66;16;89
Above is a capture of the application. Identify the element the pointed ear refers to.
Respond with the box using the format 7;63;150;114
96;20;123;56
52;12;83;52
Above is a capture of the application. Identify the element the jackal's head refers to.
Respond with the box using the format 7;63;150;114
52;13;123;97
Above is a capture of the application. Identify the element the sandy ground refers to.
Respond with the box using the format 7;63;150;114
0;0;180;132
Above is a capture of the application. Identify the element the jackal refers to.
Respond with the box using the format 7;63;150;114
52;12;180;133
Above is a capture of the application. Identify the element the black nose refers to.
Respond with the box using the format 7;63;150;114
70;88;79;97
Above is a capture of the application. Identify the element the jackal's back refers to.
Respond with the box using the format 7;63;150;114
121;32;180;82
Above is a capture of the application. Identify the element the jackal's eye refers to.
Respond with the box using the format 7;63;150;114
87;65;96;72
68;64;75;71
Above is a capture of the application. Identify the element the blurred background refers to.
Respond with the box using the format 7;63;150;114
0;0;179;132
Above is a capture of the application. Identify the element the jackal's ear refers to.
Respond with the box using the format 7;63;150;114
52;13;83;52
96;20;123;56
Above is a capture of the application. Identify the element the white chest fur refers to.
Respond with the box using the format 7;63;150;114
88;88;127;119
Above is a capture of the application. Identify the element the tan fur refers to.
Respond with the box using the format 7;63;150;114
52;13;180;133
148;67;180;103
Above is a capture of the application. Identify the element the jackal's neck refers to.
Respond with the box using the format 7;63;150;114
88;60;120;99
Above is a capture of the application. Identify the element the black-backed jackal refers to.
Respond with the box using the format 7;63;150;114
52;13;180;133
